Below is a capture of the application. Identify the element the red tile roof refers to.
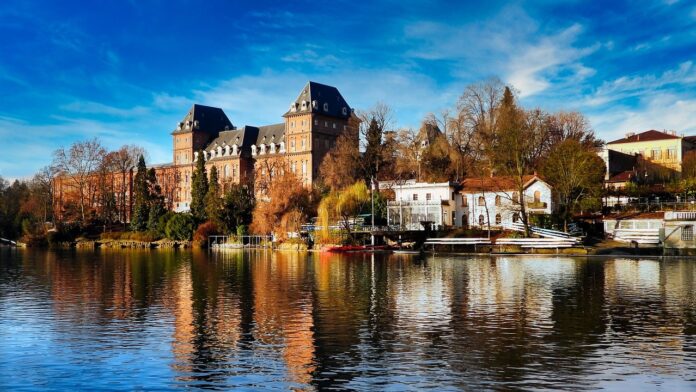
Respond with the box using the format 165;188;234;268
608;130;679;144
461;175;541;192
606;171;633;183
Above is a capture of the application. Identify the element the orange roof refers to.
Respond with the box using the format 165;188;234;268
461;175;542;192
608;130;679;144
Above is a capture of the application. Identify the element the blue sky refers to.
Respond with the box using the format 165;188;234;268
1;0;696;179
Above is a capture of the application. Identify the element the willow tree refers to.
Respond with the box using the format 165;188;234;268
317;181;370;243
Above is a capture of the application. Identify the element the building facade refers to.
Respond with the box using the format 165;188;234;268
460;175;553;229
54;81;358;220
605;129;696;181
381;180;462;230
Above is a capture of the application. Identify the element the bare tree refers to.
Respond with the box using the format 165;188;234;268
112;145;145;224
30;165;57;224
53;138;107;223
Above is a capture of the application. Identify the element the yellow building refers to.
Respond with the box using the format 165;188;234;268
606;129;696;180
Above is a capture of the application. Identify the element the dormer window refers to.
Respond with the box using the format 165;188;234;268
203;151;208;161
279;141;285;152
342;107;347;115
312;100;318;109
270;142;276;154
232;144;238;155
193;120;199;128
301;101;307;109
194;151;199;161
251;145;257;155
260;144;266;154
323;102;328;112
210;149;216;158
224;145;230;156
217;146;223;157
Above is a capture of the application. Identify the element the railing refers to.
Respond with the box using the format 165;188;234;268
209;235;274;249
387;200;450;206
665;211;696;221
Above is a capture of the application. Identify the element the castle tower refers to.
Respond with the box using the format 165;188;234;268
171;104;233;209
282;81;358;186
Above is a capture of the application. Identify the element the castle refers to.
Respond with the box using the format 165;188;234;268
53;81;358;221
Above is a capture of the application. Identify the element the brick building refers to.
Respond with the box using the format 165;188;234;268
54;81;358;221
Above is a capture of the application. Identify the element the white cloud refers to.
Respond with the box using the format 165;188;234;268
402;7;597;97
590;92;696;141
586;61;696;106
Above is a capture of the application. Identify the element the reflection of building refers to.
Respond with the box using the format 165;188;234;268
460;175;552;228
605;129;696;181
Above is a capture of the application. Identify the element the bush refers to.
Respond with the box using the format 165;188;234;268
193;221;220;246
165;213;195;241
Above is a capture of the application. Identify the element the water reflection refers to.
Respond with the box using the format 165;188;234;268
0;248;695;390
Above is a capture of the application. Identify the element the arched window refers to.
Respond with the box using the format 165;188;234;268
224;164;229;178
478;214;485;226
512;191;519;203
495;214;502;225
495;195;501;206
478;196;485;206
534;190;541;203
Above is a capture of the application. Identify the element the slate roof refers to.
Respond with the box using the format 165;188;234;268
460;175;544;192
607;130;679;144
203;123;286;157
284;81;351;119
172;104;234;135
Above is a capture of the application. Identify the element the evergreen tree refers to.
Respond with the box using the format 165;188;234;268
220;183;255;233
205;166;222;226
363;118;383;180
147;168;166;232
190;151;208;223
131;155;150;231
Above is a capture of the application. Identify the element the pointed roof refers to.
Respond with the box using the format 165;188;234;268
172;104;234;135
607;129;679;144
283;81;352;119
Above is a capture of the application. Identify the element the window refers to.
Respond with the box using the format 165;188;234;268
651;149;661;159
333;123;336;129
512;213;519;223
224;164;229;178
682;225;693;241
302;161;307;176
534;190;541;203
495;195;501;206
667;148;676;160
323;102;329;111
291;140;295;151
314;119;318;125
324;121;328;127
495;214;502;225
413;194;418;201
478;196;485;206
426;193;432;201
478;214;485;226
512;192;519;203
462;196;468;207
301;139;305;149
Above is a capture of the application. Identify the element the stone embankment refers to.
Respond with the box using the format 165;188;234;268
69;239;192;249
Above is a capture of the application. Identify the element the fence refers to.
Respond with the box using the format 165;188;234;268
209;235;274;249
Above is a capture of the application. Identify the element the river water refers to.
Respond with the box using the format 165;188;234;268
0;248;695;391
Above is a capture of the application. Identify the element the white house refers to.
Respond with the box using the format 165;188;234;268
459;175;552;228
380;180;462;230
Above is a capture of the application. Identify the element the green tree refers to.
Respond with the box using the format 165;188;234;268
131;155;150;231
220;183;255;233
165;213;195;240
190;151;208;223
204;166;222;226
363;118;383;179
542;139;606;231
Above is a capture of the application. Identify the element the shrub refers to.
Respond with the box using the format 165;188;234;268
193;221;220;246
165;213;195;241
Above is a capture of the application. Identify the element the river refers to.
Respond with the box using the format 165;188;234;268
0;248;695;391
